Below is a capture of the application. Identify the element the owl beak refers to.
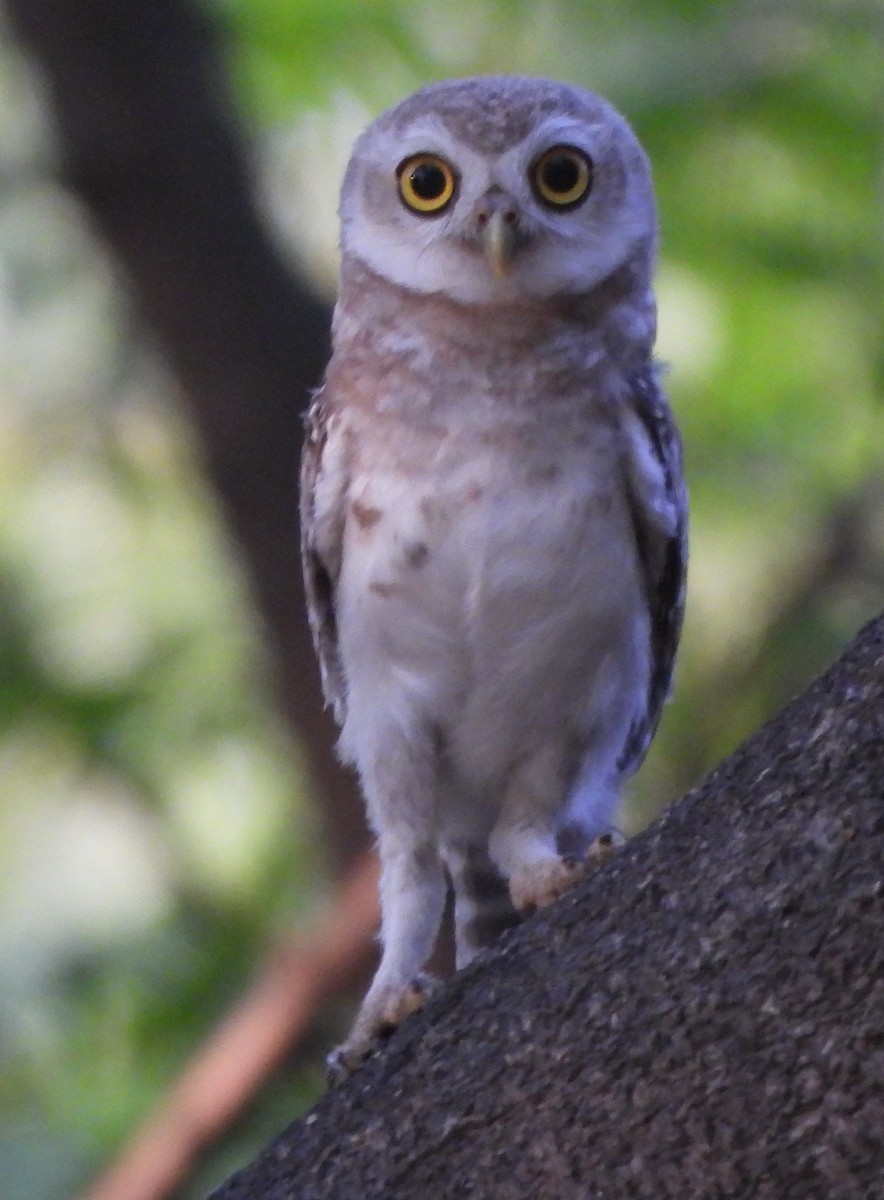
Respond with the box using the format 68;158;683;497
476;197;520;279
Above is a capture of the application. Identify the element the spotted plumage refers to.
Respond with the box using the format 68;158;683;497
300;76;687;1078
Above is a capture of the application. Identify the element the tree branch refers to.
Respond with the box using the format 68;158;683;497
211;613;884;1200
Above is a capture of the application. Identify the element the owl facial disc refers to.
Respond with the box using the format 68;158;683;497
339;76;658;304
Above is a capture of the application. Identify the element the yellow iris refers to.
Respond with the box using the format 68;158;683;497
397;154;456;215
532;146;593;209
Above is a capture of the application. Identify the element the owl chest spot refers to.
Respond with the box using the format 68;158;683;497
341;422;632;645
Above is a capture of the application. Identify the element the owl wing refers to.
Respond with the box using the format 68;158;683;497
617;366;688;775
300;387;348;725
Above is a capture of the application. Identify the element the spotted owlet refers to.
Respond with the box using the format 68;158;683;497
301;76;687;1077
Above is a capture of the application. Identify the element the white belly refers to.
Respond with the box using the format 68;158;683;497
336;434;650;810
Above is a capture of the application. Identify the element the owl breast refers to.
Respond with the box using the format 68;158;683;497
334;384;651;817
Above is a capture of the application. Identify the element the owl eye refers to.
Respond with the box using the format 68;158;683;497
531;145;593;209
397;154;457;215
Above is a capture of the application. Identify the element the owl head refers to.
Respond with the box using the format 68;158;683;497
339;76;657;307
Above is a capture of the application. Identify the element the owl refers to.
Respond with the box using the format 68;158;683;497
301;76;687;1079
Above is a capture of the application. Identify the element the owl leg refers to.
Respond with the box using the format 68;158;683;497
441;842;520;969
328;830;446;1083
490;740;595;914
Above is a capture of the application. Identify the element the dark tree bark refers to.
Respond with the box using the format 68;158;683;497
210;614;884;1200
5;0;366;868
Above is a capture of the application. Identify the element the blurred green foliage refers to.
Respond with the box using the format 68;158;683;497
0;1;882;1197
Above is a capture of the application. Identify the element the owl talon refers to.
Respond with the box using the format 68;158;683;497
587;829;625;866
376;971;439;1032
510;834;624;914
509;856;587;913
326;1044;368;1087
327;972;440;1085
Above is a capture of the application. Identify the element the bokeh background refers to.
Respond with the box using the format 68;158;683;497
1;1;882;1197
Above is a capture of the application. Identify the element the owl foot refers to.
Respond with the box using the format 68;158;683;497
326;972;439;1085
509;832;624;915
509;856;588;914
593;828;624;858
